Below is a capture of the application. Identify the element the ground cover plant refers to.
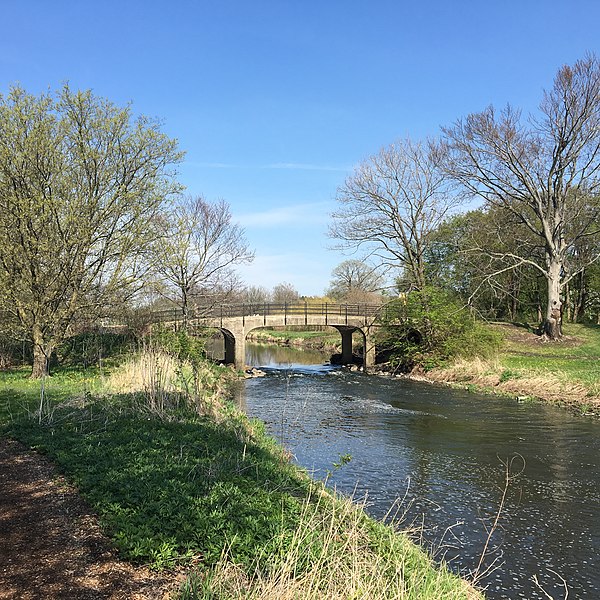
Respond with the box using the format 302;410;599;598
0;339;480;599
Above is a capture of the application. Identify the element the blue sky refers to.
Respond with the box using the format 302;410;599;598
2;1;599;295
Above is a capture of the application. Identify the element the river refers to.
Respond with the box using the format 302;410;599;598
234;343;599;600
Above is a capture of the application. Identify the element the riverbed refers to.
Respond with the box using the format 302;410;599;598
236;343;599;600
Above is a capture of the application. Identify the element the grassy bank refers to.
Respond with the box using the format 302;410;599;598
0;353;480;599
421;323;600;415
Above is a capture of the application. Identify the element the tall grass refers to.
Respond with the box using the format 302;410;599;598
181;490;479;600
107;348;232;418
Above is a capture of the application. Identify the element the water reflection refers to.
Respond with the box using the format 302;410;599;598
240;343;600;600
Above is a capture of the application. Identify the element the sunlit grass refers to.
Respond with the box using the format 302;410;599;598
248;328;340;342
500;324;600;393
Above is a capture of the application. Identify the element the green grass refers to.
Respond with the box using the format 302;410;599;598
500;323;600;392
0;357;480;599
248;328;340;342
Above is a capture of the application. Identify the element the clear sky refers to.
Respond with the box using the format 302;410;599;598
2;0;599;295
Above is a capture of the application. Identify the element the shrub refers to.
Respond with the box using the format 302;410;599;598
150;327;207;365
379;287;501;371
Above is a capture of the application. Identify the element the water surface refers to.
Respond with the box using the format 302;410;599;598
239;343;599;600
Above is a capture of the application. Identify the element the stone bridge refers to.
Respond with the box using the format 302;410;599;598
153;303;383;370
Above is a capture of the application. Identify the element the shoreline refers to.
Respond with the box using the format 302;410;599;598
246;326;600;419
370;360;600;418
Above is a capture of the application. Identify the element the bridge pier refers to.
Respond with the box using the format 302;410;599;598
222;329;246;370
337;327;355;364
333;326;376;371
363;328;376;369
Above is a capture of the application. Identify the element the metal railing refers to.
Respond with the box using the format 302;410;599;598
152;302;384;325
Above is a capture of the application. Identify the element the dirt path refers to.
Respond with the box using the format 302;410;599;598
0;439;181;599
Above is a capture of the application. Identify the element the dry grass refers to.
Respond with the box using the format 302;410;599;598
181;492;481;600
107;350;230;418
108;350;181;396
425;357;600;411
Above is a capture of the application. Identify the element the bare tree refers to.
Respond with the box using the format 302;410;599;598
442;54;600;339
327;259;385;303
272;282;300;305
329;138;458;291
0;85;183;376
240;285;272;305
152;196;254;327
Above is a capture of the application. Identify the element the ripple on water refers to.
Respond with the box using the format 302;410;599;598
242;346;600;600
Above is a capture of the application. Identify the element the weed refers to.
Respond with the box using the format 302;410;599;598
499;369;522;383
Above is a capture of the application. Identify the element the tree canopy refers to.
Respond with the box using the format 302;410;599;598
0;85;183;375
327;260;385;303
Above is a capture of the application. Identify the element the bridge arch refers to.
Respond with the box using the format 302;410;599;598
173;303;381;370
213;322;375;371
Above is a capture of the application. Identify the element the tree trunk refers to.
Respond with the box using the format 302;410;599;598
542;258;563;340
181;287;190;332
31;325;51;378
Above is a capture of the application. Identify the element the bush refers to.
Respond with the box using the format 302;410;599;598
150;327;207;365
379;287;501;371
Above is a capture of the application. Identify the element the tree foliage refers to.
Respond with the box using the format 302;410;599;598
380;288;501;371
0;85;183;376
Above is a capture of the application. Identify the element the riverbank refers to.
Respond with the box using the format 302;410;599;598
254;322;600;416
415;323;600;417
0;353;481;599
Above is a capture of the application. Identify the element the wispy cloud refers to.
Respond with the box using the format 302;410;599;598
184;161;242;169
264;162;350;172
237;201;332;228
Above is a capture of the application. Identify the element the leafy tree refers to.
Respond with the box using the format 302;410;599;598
427;208;546;322
0;85;183;376
329;138;459;291
327;260;385;303
152;195;254;328
443;54;600;339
